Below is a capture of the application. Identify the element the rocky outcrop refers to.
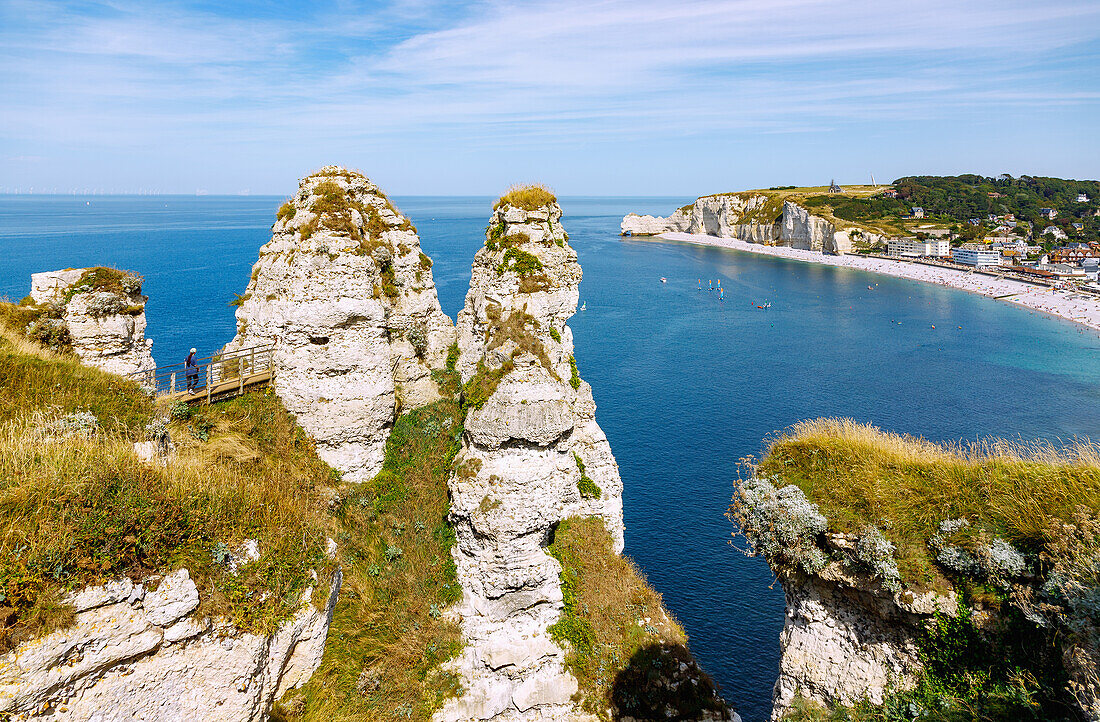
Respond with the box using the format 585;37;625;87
440;196;625;721
225;167;455;481
0;567;340;721
27;268;155;377
622;194;885;254
772;564;954;718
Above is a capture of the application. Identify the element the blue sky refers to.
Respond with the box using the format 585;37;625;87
2;0;1099;195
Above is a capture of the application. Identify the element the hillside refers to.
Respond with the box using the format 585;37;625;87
730;418;1100;720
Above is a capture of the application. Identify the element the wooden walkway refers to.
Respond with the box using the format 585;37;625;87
130;344;276;404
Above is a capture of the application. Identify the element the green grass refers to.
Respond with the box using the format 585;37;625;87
493;183;557;211
573;453;601;499
757;418;1100;588
0;375;337;652
496;248;543;277
547;517;728;720
277;400;465;722
0;310;153;435
63;267;142;300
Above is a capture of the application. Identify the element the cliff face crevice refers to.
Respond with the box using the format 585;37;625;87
226;167;455;482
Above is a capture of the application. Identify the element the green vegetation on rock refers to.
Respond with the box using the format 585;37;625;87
0;310;338;651
280;400;465;722
738;417;1100;721
573;453;601;500
547;517;728;720
750;418;1100;589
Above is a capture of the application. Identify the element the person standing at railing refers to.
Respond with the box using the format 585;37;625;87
186;348;199;393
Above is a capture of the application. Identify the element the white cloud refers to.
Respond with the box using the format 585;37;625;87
0;0;1098;190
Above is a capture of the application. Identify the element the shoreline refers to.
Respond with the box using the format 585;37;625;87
655;232;1100;333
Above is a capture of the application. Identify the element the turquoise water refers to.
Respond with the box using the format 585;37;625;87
3;195;1100;720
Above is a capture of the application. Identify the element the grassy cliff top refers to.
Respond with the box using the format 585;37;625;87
691;186;935;237
755;418;1100;587
493;183;557;211
0;304;337;648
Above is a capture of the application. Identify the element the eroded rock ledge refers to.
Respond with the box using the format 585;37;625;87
0;567;340;721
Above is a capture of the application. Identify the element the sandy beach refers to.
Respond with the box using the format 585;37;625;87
658;232;1100;333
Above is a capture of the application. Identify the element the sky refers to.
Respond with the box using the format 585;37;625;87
2;0;1099;196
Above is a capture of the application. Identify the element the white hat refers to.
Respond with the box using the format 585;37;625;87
190;348;197;354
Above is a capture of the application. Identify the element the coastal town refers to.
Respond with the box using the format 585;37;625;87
622;175;1100;332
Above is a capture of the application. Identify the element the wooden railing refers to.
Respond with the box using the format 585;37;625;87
130;344;276;403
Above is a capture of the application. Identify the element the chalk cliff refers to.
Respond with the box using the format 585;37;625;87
0;567;340;722
26;268;156;377
732;423;1100;722
441;194;626;721
225;167;455;481
622;194;887;254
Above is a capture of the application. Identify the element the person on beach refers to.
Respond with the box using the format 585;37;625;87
186;348;199;393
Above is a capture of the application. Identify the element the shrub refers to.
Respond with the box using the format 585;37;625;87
84;293;126;317
418;252;432;270
548;327;561;343
407;327;427;357
728;475;828;575
928;518;1026;587
53;411;100;438
277;201;297;222
568;355;580;390
854;525;902;592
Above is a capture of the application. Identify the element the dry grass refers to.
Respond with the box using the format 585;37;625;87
0;387;337;650
493;183;557;211
485;309;553;373
548;517;727;719
0;308;337;649
758;418;1100;586
0;315;153;436
277;400;464;722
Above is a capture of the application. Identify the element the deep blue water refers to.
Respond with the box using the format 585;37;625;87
3;195;1100;721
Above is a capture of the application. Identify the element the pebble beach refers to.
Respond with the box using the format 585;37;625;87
659;232;1100;333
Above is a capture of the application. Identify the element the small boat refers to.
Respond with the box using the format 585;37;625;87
580;302;586;311
660;277;667;283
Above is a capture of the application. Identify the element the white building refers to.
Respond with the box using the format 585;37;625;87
951;245;1001;267
1078;193;1091;203
911;206;925;219
888;237;950;258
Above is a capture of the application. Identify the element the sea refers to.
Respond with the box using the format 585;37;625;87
3;195;1100;721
